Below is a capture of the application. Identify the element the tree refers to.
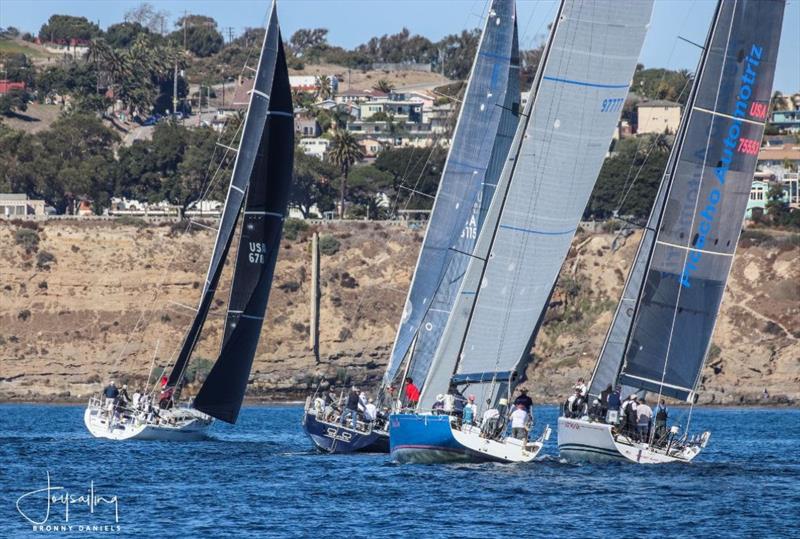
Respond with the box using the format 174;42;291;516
345;165;394;219
124;3;170;34
105;22;150;49
39;15;101;42
0;89;29;116
632;68;692;105
585;134;671;220
770;91;788;112
327;129;364;218
14;114;119;213
172;15;223;57
315;75;333;100
289;28;329;57
374;146;446;210
373;79;394;93
291;147;338;217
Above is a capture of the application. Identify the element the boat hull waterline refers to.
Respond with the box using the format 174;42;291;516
302;410;389;453
84;401;213;441
390;414;546;464
557;417;705;464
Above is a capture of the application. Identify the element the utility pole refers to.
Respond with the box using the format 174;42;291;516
309;232;320;364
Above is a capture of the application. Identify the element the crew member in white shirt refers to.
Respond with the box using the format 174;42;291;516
510;404;529;440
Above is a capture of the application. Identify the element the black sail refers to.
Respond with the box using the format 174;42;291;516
166;3;287;391
193;9;294;423
616;0;785;401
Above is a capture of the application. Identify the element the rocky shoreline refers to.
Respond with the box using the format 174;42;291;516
1;220;797;406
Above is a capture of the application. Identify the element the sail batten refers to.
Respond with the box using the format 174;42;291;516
419;0;655;410
615;0;785;402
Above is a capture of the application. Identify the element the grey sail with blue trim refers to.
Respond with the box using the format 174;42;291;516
383;0;520;386
616;0;785;402
419;0;654;409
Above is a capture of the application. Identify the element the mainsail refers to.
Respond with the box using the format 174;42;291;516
383;0;521;387
166;2;294;423
419;0;655;410
612;0;785;402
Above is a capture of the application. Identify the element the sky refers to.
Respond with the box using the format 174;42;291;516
1;0;798;92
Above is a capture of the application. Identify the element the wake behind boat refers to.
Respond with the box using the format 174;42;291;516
84;0;295;441
557;0;785;464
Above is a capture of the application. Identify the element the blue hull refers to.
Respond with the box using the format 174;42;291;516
389;414;472;463
302;412;389;454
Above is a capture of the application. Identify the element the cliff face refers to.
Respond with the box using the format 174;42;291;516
0;220;797;405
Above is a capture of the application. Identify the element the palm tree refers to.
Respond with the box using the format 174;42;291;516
315;75;333;100
373;79;394;94
770;91;787;112
327;129;364;218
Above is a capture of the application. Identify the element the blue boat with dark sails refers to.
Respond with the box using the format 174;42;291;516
302;0;520;454
390;0;654;464
558;0;786;464
85;1;294;440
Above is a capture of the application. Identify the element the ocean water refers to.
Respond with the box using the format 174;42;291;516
1;404;798;538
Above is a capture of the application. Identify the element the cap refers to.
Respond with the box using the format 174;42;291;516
436;394;445;402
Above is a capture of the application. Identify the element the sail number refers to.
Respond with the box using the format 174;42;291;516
248;242;267;264
601;97;624;113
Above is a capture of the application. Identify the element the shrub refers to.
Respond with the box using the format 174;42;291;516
338;327;352;341
319;235;341;255
18;309;31;321
279;281;301;293
36;251;56;270
340;272;358;289
14;228;40;253
70;244;80;253
283;218;309;241
38;281;48;290
115;215;149;228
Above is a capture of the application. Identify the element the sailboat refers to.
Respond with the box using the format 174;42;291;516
557;0;785;464
302;0;520;454
84;0;294;441
390;0;655;464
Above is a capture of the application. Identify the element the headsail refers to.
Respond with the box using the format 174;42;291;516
616;0;785;402
193;6;294;423
419;0;655;409
382;0;520;388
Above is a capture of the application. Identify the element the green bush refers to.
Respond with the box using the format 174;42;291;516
283;218;309;241
14;228;40;253
115;215;149;228
318;235;341;256
36;251;56;270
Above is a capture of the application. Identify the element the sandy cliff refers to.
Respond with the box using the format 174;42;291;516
0;220;797;405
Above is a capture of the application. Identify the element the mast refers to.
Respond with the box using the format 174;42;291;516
418;0;655;410
193;2;294;423
615;0;785;401
381;0;520;388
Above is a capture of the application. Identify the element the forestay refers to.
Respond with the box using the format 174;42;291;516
383;0;521;386
419;0;654;409
617;0;785;401
194;3;294;423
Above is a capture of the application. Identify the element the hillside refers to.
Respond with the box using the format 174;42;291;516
0;220;797;405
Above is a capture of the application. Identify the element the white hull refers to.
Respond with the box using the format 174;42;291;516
84;400;213;441
557;417;706;464
451;423;548;463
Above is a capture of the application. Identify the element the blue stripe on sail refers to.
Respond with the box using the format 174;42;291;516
543;76;629;89
447;159;488;171
499;224;576;236
461;291;477;295
480;51;512;61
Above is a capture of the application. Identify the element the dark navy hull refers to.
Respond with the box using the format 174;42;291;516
302;412;389;454
389;413;472;463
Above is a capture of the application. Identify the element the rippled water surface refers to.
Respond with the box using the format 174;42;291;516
1;404;798;537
